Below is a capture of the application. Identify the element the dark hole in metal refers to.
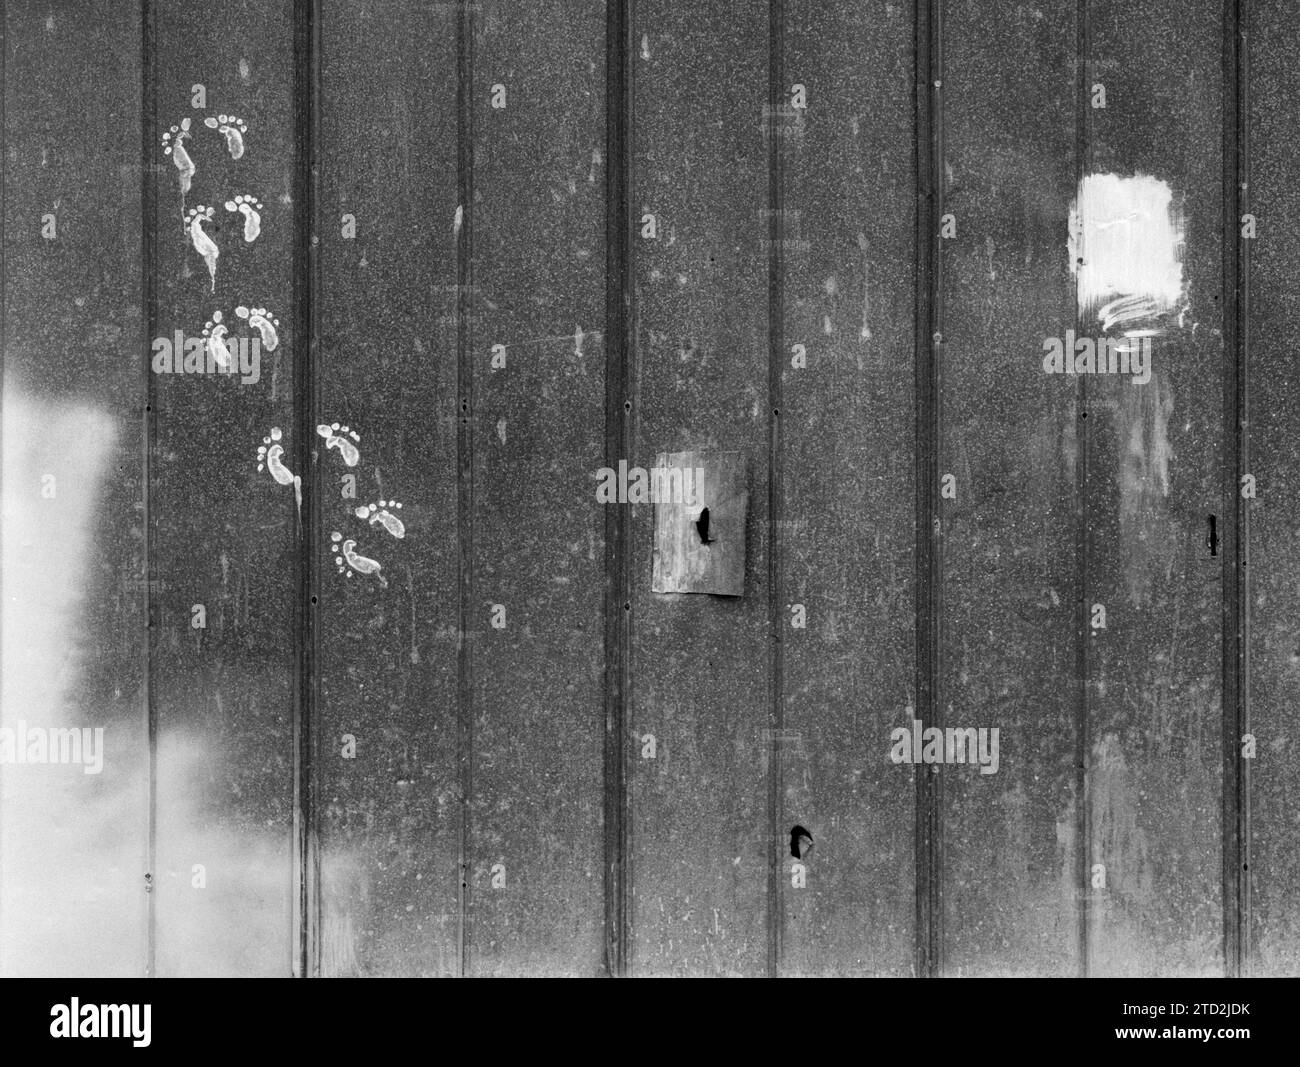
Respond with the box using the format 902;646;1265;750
695;506;715;545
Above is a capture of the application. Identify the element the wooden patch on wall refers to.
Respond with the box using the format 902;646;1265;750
651;450;747;596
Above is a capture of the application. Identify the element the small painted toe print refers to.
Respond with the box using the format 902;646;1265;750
315;422;361;467
204;113;248;160
224;194;263;243
256;427;295;486
235;305;279;351
331;531;386;588
354;499;404;539
161;118;195;200
201;310;232;369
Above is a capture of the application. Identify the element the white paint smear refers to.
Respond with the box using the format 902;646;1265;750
1068;173;1184;327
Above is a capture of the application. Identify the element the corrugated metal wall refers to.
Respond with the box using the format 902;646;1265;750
1;0;1296;977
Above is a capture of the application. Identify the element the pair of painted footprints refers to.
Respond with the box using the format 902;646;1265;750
202;305;279;363
183;198;263;292
256;425;405;588
202;306;279;367
161;114;250;196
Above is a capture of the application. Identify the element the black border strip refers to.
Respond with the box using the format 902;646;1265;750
603;0;633;980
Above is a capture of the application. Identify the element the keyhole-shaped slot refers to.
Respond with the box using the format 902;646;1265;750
1207;514;1218;557
789;825;813;859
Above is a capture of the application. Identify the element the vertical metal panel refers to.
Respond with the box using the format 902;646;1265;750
938;0;1081;977
778;0;917;976
313;0;461;976
148;0;298;976
1247;0;1300;977
0;0;148;976
1084;0;1224;976
466;0;607;976
629;0;771;976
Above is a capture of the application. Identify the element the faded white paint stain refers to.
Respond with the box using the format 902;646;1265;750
857;232;871;345
1069;173;1185;329
1114;368;1177;607
1089;733;1153;905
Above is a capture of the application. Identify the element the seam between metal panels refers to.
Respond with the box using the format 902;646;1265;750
1222;0;1251;979
766;0;786;981
1073;0;1091;980
603;0;633;979
455;0;476;980
291;0;322;979
140;0;158;979
913;0;943;980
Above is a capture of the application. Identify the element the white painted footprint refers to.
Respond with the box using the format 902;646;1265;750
354;500;404;539
331;531;387;588
184;205;219;291
160;118;195;199
204;113;248;160
256;426;303;509
316;422;360;467
256;427;294;484
224;194;263;243
235;305;279;351
202;310;232;369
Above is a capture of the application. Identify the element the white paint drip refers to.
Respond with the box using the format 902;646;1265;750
184;205;219;291
1068;173;1184;328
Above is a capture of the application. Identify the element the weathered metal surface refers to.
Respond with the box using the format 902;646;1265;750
1247;0;1300;977
1083;0;1224;976
146;0;299;977
465;0;606;976
628;0;772;976
938;0;1081;978
651;450;746;596
314;0;461;977
777;0;917;977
